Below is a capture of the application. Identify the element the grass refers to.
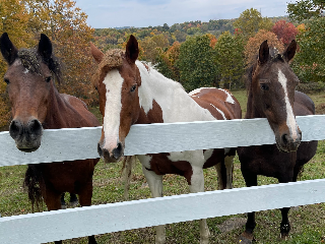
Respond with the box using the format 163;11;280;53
1;89;325;243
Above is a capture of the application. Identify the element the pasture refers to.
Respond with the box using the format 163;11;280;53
1;90;325;243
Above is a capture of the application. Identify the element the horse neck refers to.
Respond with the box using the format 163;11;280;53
136;61;214;123
245;87;265;119
43;83;72;129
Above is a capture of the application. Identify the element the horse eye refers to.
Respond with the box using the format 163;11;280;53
46;76;51;83
130;84;137;92
260;83;269;91
4;78;9;84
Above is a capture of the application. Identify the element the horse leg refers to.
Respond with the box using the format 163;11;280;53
78;183;97;244
60;193;67;209
239;173;258;243
142;165;165;244
189;166;209;244
69;193;78;207
43;190;64;244
278;174;294;240
215;161;226;190
224;155;234;189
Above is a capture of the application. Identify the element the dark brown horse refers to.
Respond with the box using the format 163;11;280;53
237;40;318;243
0;33;100;244
90;35;242;244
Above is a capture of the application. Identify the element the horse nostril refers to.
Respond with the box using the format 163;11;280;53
28;119;42;136
112;142;123;160
282;134;288;145
9;120;22;139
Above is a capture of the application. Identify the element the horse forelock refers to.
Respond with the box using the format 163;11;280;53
16;48;62;83
92;49;125;87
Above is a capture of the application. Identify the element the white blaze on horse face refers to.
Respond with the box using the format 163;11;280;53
102;69;123;151
278;69;299;140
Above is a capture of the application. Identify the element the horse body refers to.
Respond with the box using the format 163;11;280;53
91;35;241;243
237;40;317;243
0;33;100;244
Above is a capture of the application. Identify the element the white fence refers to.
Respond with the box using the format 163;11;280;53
0;115;325;243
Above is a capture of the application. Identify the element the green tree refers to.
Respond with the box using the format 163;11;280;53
292;17;325;86
287;0;325;22
214;31;245;89
287;0;325;89
177;35;217;91
233;8;273;40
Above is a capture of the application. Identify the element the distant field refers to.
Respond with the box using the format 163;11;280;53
1;89;325;243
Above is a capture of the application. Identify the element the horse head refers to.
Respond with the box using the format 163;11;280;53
0;33;59;152
91;35;141;162
249;40;301;152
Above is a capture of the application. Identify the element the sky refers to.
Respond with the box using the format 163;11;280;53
74;0;294;29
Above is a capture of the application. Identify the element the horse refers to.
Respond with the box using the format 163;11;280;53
237;40;318;243
0;33;100;244
90;35;242;244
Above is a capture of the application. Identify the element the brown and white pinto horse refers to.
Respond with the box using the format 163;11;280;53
237;40;318;243
91;35;242;244
0;33;100;244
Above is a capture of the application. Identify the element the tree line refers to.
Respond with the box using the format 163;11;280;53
0;0;324;128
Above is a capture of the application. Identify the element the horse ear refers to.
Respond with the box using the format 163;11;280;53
283;40;297;62
0;32;18;65
125;35;139;63
90;42;104;64
38;34;53;62
258;40;269;65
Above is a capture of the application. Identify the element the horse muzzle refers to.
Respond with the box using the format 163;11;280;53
97;142;124;163
276;130;302;153
9;118;43;152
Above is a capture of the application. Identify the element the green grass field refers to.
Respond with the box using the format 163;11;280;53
1;90;325;244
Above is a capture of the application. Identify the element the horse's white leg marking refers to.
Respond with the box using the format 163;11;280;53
102;70;124;151
190;166;210;244
224;155;234;189
142;165;165;244
278;69;299;140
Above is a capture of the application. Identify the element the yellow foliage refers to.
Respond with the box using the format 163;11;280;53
244;29;284;66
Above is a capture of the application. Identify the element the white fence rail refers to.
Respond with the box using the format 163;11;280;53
0;115;325;243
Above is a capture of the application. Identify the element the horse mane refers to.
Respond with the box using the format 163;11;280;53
17;48;62;84
92;49;124;87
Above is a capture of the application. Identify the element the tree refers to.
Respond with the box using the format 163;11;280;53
287;0;325;22
156;41;180;81
214;31;245;89
177;35;217;91
244;30;284;66
272;20;298;47
292;17;325;85
233;8;273;40
287;0;325;88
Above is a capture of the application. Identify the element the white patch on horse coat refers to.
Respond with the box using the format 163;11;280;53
278;69;299;139
102;69;123;151
24;68;29;74
210;103;227;120
137;61;215;123
218;88;235;104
